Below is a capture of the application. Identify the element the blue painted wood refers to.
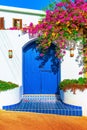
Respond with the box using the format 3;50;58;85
23;40;61;94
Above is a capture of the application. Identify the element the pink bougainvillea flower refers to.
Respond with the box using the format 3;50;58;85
79;71;83;75
39;53;44;57
26;0;87;75
9;27;18;30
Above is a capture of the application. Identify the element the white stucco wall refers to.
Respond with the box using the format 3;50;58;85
0;5;45;29
0;6;83;87
0;6;45;86
0;86;22;109
60;90;87;116
61;49;83;80
0;30;30;86
0;30;83;88
0;11;42;29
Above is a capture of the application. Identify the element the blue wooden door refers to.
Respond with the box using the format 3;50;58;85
23;41;60;94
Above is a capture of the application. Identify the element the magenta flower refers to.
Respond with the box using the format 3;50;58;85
29;22;33;27
56;2;66;7
27;0;87;76
47;25;52;30
40;53;44;57
79;71;83;75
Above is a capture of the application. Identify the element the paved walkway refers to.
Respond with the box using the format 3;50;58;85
0;111;87;130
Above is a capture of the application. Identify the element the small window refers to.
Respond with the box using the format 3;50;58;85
0;17;4;29
13;18;22;29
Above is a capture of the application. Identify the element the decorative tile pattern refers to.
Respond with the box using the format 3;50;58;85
3;95;82;116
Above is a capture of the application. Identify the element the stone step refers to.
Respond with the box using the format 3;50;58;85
3;95;82;116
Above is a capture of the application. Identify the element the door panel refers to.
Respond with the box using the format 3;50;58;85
23;41;60;94
23;43;41;94
41;71;58;94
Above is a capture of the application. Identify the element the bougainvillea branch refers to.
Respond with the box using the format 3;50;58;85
23;0;87;75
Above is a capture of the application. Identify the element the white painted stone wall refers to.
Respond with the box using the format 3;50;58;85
0;86;22;109
0;6;45;107
60;90;87;116
0;6;83;88
61;49;83;80
0;5;45;29
0;30;30;86
0;6;45;92
0;30;83;87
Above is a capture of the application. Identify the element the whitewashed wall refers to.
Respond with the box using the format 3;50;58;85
0;6;83;87
61;49;83;80
0;5;45;29
0;6;45;86
0;12;42;29
0;30;83;88
0;30;30;86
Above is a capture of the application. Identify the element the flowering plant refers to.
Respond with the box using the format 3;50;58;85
59;77;87;94
25;0;87;74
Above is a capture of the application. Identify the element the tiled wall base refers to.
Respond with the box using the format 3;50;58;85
3;95;82;116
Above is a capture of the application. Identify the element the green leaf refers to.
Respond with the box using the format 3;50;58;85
63;27;68;31
61;0;70;2
64;32;69;36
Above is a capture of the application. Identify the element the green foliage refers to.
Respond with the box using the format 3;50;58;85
78;77;87;85
59;77;87;91
43;0;58;11
61;0;70;2
0;80;19;92
59;79;78;90
43;0;70;11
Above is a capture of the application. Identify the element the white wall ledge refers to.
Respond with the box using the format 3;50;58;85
60;90;87;116
0;5;46;16
0;86;22;109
